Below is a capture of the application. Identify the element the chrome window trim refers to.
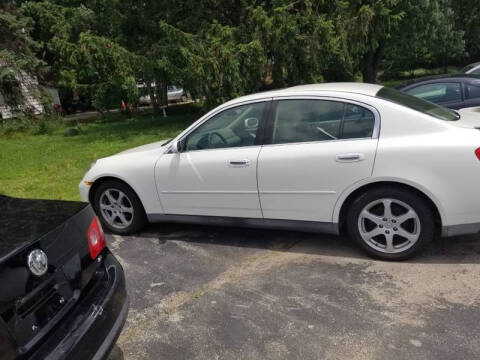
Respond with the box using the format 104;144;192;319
166;94;381;154
260;136;377;149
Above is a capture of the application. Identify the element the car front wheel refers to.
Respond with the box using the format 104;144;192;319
93;180;146;234
347;187;435;260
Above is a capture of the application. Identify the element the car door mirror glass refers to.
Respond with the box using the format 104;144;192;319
170;139;185;154
244;117;259;130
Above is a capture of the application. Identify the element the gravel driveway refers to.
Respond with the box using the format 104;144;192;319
108;224;480;360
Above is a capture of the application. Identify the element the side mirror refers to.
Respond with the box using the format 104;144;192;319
244;117;259;129
170;139;185;154
170;141;179;154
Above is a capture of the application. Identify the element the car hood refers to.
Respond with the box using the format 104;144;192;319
455;107;480;129
0;196;88;261
116;138;172;155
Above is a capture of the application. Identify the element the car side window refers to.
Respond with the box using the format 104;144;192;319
184;102;266;151
471;68;480;75
272;100;375;144
466;83;480;99
273;100;344;144
342;103;376;139
406;82;462;103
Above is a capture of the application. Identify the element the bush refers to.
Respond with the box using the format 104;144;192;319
0;113;64;137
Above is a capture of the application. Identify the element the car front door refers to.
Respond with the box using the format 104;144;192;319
257;98;379;223
155;100;269;218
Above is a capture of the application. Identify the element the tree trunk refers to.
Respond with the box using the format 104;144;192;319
154;80;168;117
361;44;384;84
146;80;159;115
160;82;168;107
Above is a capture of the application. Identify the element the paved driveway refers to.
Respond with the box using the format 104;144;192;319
109;224;480;360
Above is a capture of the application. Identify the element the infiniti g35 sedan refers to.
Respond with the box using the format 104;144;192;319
80;83;480;260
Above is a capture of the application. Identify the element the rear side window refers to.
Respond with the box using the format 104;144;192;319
342;104;375;139
471;68;480;75
377;87;459;121
466;83;480;99
406;82;462;103
272;100;375;144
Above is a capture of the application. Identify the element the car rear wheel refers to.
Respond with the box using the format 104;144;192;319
347;187;435;260
93;180;146;234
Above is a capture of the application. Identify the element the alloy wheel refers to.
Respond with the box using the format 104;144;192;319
99;189;134;229
357;198;421;254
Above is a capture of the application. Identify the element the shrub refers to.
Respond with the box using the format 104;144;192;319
0;113;64;137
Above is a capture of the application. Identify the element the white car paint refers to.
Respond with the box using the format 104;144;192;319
156;146;263;218
80;83;480;237
257;138;378;221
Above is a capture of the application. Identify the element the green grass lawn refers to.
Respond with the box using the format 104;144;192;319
0;110;198;200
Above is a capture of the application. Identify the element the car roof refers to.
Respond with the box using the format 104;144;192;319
223;82;384;106
397;74;480;88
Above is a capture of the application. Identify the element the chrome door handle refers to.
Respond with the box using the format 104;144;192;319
335;153;364;162
228;159;250;167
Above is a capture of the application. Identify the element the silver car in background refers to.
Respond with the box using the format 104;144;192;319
138;84;189;105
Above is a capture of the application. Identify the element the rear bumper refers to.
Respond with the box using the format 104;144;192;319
442;222;480;237
29;250;128;360
91;296;129;360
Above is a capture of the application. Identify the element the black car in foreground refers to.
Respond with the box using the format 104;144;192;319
0;195;128;360
397;74;480;110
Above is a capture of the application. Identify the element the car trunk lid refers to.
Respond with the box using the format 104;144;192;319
454;107;480;129
0;197;98;356
0;196;88;261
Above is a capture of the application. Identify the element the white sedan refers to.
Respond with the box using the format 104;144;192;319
80;83;480;260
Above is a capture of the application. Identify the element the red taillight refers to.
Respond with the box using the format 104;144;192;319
87;217;106;259
476;148;480;161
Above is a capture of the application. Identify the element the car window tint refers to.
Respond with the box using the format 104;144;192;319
467;83;480;99
406;82;462;103
471;68;480;75
342;104;375;139
185;102;266;151
273;100;344;144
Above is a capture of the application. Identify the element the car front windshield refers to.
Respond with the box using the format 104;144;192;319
376;87;460;121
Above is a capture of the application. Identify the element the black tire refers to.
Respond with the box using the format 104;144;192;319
93;180;147;235
346;186;436;261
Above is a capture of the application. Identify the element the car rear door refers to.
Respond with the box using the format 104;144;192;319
155;100;270;218
257;97;379;223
